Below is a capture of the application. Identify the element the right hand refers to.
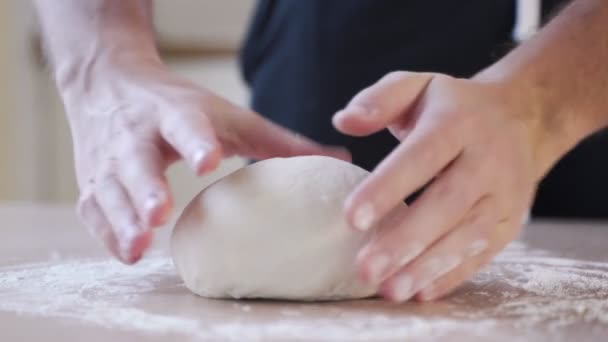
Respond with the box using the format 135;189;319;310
62;59;349;264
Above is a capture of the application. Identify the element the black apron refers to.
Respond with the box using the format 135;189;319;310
240;0;608;219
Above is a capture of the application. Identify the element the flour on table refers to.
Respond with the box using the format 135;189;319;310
0;242;607;341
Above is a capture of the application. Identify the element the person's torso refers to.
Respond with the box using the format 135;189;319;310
239;0;566;170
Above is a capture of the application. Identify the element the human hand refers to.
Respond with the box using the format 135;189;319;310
63;60;349;264
333;71;562;301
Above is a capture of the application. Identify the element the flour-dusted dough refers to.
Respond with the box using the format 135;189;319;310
171;156;377;301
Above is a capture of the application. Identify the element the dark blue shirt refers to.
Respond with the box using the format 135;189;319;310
241;0;519;170
239;0;608;219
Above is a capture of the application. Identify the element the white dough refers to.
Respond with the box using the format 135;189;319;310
171;156;377;301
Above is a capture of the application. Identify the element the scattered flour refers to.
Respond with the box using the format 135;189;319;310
0;242;607;340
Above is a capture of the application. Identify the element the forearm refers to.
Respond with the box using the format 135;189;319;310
34;0;161;90
478;0;608;169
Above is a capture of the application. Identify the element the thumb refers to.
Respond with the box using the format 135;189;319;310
333;72;434;137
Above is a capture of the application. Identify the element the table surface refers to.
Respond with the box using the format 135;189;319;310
0;203;607;341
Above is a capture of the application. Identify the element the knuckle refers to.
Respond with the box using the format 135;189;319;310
161;111;212;142
75;196;110;239
119;140;159;161
418;128;454;160
466;207;488;229
82;143;103;161
428;110;461;136
173;98;214;119
93;147;121;172
191;90;219;107
102;155;120;170
428;177;460;203
472;221;493;242
118;162;142;183
114;113;141;133
75;194;94;221
414;146;445;172
169;87;205;104
160;114;188;138
182;104;211;121
94;173;115;190
159;114;178;133
109;109;157;138
431;178;479;216
432;73;456;85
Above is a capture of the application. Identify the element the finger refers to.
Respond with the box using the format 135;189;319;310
333;72;434;137
414;219;521;302
94;176;152;264
355;158;483;287
374;196;496;302
405;201;531;302
387;102;424;141
388;116;416;141
77;193;121;260
159;109;222;176
116;140;173;228
344;121;462;232
416;215;522;301
358;155;484;275
413;251;494;302
234;111;351;161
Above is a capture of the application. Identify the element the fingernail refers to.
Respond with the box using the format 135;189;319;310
353;202;376;231
367;254;392;284
348;105;378;117
334;105;377;122
392;274;414;302
118;224;140;260
466;239;488;257
144;193;164;213
192;148;207;167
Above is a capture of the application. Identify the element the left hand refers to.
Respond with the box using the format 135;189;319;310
333;71;560;302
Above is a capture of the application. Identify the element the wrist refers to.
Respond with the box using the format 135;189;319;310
54;38;162;93
474;65;588;179
56;45;164;106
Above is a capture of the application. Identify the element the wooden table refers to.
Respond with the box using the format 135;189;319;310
0;203;607;341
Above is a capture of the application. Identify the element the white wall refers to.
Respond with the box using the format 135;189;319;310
0;1;49;201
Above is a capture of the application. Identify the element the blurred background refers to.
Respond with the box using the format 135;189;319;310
0;0;255;208
0;0;543;209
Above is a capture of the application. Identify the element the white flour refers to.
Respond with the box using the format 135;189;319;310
0;242;607;341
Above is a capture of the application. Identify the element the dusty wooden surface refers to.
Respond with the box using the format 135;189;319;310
0;203;607;341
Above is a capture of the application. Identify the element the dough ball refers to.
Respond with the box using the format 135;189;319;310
171;156;377;301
